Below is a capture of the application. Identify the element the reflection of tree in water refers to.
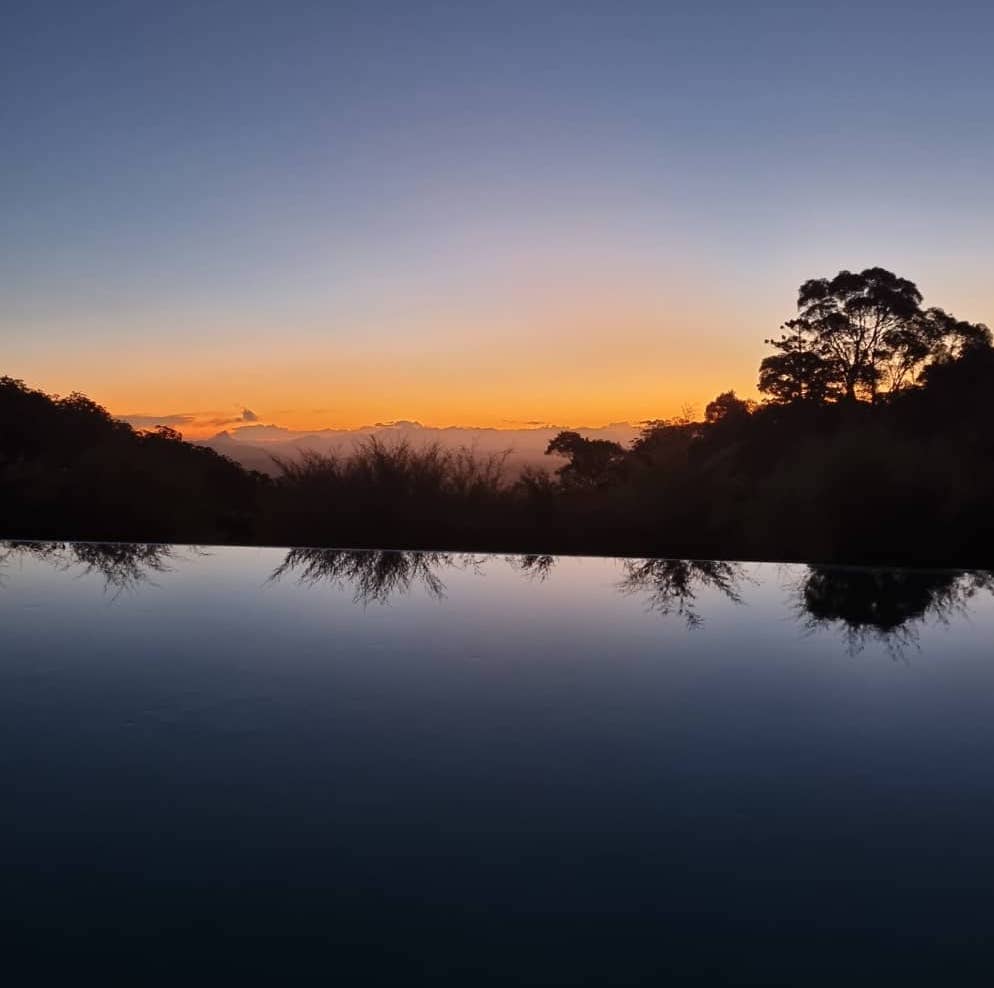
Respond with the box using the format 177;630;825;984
0;540;177;595
507;554;557;581
799;566;994;654
271;548;488;605
618;558;745;629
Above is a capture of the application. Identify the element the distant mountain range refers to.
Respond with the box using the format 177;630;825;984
194;421;642;477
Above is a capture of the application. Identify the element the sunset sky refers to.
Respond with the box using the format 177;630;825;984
5;1;994;437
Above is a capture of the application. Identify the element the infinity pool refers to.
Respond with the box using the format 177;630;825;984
3;543;993;983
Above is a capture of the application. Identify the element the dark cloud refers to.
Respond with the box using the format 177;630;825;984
119;410;255;432
230;424;293;440
500;418;555;428
120;413;196;428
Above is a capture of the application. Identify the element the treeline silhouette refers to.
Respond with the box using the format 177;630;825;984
4;541;991;655
0;383;258;543
3;267;992;565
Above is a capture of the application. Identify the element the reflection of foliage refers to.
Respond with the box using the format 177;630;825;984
271;548;486;605
798;566;994;654
618;558;745;629
508;554;557;581
0;540;177;595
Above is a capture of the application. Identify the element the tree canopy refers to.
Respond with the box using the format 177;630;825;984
545;431;626;488
758;267;991;404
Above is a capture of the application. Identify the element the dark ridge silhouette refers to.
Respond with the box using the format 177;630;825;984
796;566;994;655
0;377;260;544
3;267;993;565
618;559;746;628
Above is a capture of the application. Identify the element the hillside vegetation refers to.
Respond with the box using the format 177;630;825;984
3;268;992;566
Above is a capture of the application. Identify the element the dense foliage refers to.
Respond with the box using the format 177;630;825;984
0;379;259;543
3;268;992;565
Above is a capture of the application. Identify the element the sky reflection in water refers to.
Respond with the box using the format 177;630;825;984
2;542;994;983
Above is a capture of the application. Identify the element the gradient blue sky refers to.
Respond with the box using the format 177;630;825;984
4;1;993;433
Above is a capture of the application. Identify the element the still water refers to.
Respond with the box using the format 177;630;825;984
2;542;994;983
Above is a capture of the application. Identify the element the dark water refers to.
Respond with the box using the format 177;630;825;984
3;542;994;984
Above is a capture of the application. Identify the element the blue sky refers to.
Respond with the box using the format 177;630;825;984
4;1;993;431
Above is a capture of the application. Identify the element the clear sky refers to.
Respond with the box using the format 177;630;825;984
5;1;993;436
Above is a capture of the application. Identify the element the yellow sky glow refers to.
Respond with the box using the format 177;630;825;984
14;304;763;438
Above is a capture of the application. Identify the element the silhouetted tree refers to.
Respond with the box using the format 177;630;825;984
758;329;842;404
779;268;926;401
883;307;991;393
758;268;990;408
629;416;702;470
916;337;994;401
545;431;626;488
701;391;755;451
704;391;753;426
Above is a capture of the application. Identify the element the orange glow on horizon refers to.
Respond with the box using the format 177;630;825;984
9;292;767;439
84;359;762;440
